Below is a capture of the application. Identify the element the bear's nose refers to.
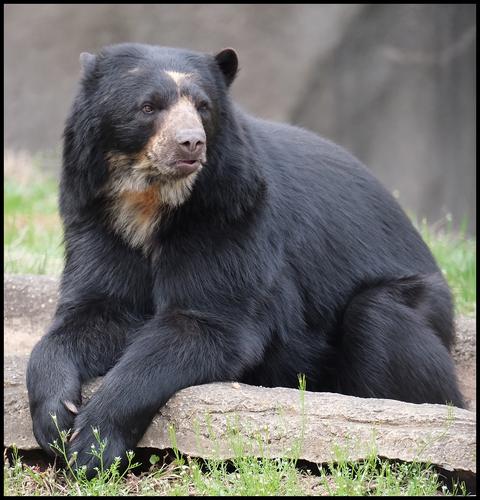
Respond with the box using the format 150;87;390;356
176;129;206;155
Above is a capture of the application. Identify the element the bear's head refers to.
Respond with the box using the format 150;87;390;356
61;43;240;248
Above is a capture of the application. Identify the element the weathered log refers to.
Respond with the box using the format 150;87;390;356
4;274;58;356
4;355;476;485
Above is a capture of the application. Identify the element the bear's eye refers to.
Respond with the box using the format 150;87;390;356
142;103;155;114
197;101;210;113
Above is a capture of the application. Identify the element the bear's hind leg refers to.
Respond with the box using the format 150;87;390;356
335;275;465;408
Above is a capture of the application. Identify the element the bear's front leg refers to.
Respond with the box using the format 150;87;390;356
68;308;269;478
27;298;141;460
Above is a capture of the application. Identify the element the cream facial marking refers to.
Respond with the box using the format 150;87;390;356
106;171;199;252
144;96;206;167
167;96;204;130
165;70;192;85
103;94;207;251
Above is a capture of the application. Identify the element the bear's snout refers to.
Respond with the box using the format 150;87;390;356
175;128;206;156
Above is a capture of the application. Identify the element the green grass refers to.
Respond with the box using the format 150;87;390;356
4;175;63;275
415;217;476;315
4;449;467;496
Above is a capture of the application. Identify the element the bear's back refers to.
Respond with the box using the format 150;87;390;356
238;110;440;281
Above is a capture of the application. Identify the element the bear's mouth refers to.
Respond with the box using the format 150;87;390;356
178;159;198;166
173;159;202;177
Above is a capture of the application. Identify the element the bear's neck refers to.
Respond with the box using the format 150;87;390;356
182;110;267;226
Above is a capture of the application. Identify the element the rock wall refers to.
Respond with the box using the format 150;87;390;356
4;4;476;232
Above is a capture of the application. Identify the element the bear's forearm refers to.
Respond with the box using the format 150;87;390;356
40;298;145;382
81;309;270;437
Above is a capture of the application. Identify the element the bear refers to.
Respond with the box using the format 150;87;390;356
26;43;465;477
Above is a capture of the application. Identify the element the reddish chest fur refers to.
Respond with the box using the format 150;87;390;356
120;187;161;224
111;186;163;249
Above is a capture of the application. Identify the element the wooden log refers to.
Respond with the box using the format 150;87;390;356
4;355;476;480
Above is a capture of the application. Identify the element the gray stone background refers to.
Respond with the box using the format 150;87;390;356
4;4;476;233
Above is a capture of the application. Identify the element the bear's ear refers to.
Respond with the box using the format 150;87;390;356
79;52;96;77
214;48;238;86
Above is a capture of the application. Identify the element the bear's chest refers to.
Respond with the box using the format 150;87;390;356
108;187;163;250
